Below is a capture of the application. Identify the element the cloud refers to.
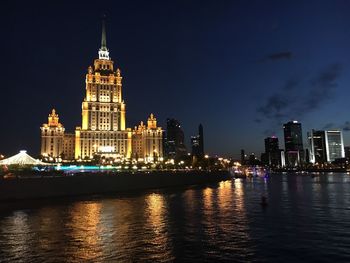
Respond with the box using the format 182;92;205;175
259;51;293;62
256;63;343;133
342;121;350;131
322;123;334;130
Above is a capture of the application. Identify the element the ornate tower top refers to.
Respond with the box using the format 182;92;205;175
48;109;62;127
98;16;110;60
147;113;157;129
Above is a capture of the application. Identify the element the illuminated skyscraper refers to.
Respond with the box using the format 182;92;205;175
40;18;163;162
307;130;327;164
308;130;344;163
325;130;344;162
75;19;131;160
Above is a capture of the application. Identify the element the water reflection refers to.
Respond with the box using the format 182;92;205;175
1;174;350;262
144;193;174;262
0;211;31;261
67;202;103;262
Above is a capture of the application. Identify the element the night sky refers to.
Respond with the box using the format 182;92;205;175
1;0;350;158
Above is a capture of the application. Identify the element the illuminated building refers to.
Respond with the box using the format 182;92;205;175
325;130;344;162
40;109;65;158
40;19;163;162
164;118;187;159
283;121;304;166
132;114;163;162
74;19;132;160
307;130;327;164
308;130;344;163
63;133;75;160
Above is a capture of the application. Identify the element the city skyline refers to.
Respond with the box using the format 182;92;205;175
1;0;350;157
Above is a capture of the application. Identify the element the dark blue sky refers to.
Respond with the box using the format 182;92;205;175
1;0;350;158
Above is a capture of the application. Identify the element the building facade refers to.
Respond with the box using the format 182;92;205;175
283;121;304;166
308;130;327;164
40;19;163;162
164;118;187;159
263;136;284;167
191;124;204;158
63;133;75;160
74;20;131;160
132;114;163;162
308;130;344;163
40;109;65;158
325;130;344;162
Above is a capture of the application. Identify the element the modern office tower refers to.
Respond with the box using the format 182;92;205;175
308;130;344;163
164;118;187;159
344;146;350;159
74;19;132;160
40;109;65;158
307;130;327;164
283;121;304;166
191;124;204;158
191;135;200;157
132;114;163;162
325;130;345;162
264;136;282;167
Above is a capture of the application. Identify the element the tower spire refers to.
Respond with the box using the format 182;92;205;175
101;15;107;50
98;15;110;60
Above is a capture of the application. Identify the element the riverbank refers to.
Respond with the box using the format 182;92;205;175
0;170;231;201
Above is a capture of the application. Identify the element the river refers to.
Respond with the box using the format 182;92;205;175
0;173;350;262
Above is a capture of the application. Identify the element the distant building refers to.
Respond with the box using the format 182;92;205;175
308;130;344;163
191;135;200;157
283;121;304;166
344;146;350;159
40;109;65;158
132;114;163;162
164;118;187;159
308;130;327;164
263;136;284;167
325;130;344;162
191;124;205;158
240;149;245;165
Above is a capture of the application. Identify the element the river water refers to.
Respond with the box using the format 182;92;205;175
0;173;350;262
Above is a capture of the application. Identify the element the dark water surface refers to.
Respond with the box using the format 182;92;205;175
1;173;350;262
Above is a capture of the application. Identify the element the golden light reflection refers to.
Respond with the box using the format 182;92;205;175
68;202;102;261
203;187;213;213
145;193;174;261
217;180;233;213
233;179;245;213
146;193;165;234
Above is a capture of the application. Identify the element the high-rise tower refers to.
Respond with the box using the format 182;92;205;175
283;121;304;166
75;18;131;160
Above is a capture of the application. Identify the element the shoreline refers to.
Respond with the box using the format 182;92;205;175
0;170;231;201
